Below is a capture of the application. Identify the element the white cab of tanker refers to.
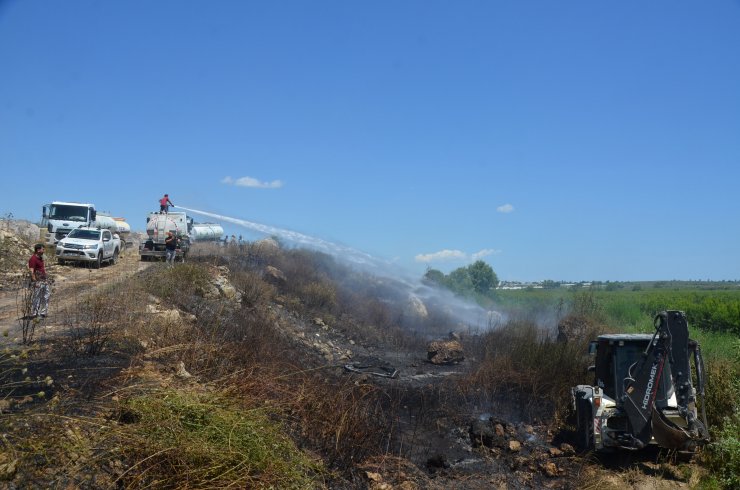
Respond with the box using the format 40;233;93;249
139;211;192;261
41;201;118;245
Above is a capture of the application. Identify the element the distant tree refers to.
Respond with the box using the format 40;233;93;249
447;267;473;293
542;280;560;289
605;282;623;291
423;268;445;286
467;260;498;293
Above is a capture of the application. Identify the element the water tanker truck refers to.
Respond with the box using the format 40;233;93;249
139;211;192;261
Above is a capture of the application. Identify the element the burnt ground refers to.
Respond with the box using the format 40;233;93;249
0;241;702;489
265;296;698;489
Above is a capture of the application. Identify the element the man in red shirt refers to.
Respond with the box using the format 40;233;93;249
159;194;175;214
28;244;51;318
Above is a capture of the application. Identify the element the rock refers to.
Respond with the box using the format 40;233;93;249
540;461;559;477
398;482;419;490
549;447;563;457
160;309;181;323
313;317;326;327
176;361;193;379
427;339;464;364
508;440;522;452
406;294;428;319
559;443;575;456
263;265;287;287
366;471;382;482
494;423;505;437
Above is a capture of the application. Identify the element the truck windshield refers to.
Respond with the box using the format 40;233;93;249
67;229;100;240
49;205;88;222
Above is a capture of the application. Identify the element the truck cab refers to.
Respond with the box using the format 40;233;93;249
41;202;97;245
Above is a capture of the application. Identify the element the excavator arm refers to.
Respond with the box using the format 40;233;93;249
623;310;709;449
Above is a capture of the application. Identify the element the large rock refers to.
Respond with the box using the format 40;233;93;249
427;339;464;364
263;265;287;287
406;294;428;319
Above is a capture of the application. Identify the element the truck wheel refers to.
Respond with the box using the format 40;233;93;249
93;252;102;269
575;391;594;451
57;259;66;266
112;249;119;265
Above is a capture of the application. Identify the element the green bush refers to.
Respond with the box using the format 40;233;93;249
120;390;324;488
703;414;740;489
143;262;212;302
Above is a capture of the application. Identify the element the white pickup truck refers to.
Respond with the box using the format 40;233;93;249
55;227;122;268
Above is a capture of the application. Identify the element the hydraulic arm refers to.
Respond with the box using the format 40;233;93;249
623;310;709;449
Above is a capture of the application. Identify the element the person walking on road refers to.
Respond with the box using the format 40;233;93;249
28;244;51;318
159;194;175;214
165;231;177;266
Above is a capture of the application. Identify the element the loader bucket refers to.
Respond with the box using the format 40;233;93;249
651;407;694;450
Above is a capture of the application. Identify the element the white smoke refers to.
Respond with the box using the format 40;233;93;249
178;205;505;332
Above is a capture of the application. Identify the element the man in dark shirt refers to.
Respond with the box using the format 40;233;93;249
28;244;51;318
165;231;177;266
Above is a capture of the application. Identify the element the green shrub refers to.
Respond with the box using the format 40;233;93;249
702;358;740;428
143;263;212;302
703;414;740;489
119;390;324;488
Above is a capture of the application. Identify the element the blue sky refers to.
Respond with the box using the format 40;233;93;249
1;1;739;282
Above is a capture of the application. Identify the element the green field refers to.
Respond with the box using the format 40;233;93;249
493;286;740;364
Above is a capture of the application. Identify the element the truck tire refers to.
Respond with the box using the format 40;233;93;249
93;252;102;269
111;248;119;265
57;259;66;266
575;390;594;451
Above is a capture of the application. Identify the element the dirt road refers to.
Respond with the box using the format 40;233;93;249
0;247;150;344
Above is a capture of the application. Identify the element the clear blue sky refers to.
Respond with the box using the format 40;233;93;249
1;1;739;282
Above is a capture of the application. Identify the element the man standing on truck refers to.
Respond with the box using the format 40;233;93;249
165;231;177;266
159;194;175;214
28;244;51;318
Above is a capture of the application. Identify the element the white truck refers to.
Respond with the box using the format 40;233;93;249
55;227;122;268
41;201;117;245
140;211;192;261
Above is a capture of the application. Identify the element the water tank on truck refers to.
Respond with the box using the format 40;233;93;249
112;217;131;250
191;223;224;242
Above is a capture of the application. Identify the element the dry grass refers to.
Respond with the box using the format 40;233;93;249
461;316;604;423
